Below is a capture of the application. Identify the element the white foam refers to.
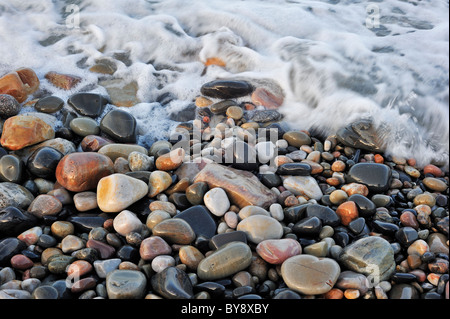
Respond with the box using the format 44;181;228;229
0;0;447;167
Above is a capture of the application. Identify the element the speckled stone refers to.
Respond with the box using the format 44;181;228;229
106;269;147;299
422;177;448;192
281;255;340;295
197;242;253;281
339;236;395;281
27;194;62;218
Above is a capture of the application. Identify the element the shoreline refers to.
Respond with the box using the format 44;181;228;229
1;68;449;300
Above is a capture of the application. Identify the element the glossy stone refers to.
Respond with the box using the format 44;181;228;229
97;173;148;213
209;231;247;250
34;96;64;114
26;146;64;179
194;163;277;209
336;119;383;152
348;194;376;217
281;255;340;295
113;210;143;237
305;204;340;227
292;216;322;237
17;226;42;246
276;163;312;176
389;283;419;299
339;236;395;281
283;176;323;200
237;215;283;244
68;93;108;118
106;269;147;299
256;238;302;264
155;148;185;171
204;187;230;217
139;236;172;261
200;80;253;99
283;131;311;148
86;239;115;259
1;115;55;151
0;237;27;266
151;266;193;299
197;242;253;281
27;195;62;219
100;109;138;143
395;227;419;247
148;170;172;198
81;135;113;152
56;152;114;192
152;218;195;245
346;163;392;193
175;205;217;239
70;117;100;137
185;182;208;206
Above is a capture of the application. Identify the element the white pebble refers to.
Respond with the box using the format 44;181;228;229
204;187;230;217
151;255;175;273
269;203;284;221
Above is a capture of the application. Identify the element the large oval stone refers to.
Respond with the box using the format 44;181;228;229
197;241;252;281
97;174;148;213
281;255;340;295
283;176;323;200
200;80;253;99
339;236;395;281
152;218;195;245
1;115;55;151
346;163;392;193
106;269;147;299
237;215;283;244
100;109;138;143
55;152;114;192
256;238;302;264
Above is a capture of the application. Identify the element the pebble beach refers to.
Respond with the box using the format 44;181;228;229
0;0;449;302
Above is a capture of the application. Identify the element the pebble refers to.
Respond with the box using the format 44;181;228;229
200;80;253;99
67;260;93;278
27;194;62;218
97;173;148;213
34;96;64;114
17;226;42;246
283;131;311;148
32;285;59;299
10;254;34;270
283;176;323;200
106;269;147;299
339;236;395;281
113;210;143;237
61;234;85;253
51;221;74;238
251;87;284;109
148;170;173;198
93;259;122;278
68;93;108;118
413;193;436;207
329;189;348;205
335;271;370;294
56;152;114;192
276;163;312;176
151;266;193;299
86;239;115;259
151;255;176;273
197;242;253;281
179;245;205;270
0;94;21;117
152;219;195;245
26;146;64;179
422;177;448;192
100;109;138;143
256;238;302;264
0;207;37;237
194;163;277;209
175;205;217;239
237;215;283;244
1;115;55;151
281;254;341;295
128;151;154;172
70;117;100;137
204;187;230;217
346;163;392;192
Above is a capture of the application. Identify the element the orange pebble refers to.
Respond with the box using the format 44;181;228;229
331;160;346;172
204;57;226;67
336;201;359;226
326;177;341;187
324;288;344;299
344;288;360;299
374;154;384;163
423;164;443;177
407;158;416;167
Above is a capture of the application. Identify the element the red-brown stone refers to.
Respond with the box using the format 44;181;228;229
55;152;114;192
45;71;81;90
336;201;359;226
10;254;34;270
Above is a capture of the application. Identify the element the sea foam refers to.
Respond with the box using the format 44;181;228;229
0;0;448;168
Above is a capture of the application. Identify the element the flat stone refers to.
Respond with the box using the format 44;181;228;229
67;214;106;233
151;266;193;299
193;163;277;209
100;109;138;143
246;109;282;123
283;131;311;148
346;163;392;193
34;96;64;114
45;71;81;90
276;163;312;176
86;239;115;259
305;204;340;227
251;87;284;109
0;206;37;237
256;238;302;264
209;231;247;250
336;119;384;152
197;242;253;281
237;215;283;244
281;255;340;295
282;176;323;200
175;205;217;239
152;218;195;245
93;258;121;278
56;152;114;192
200;80;253;99
1;115;55;151
106;269;147;299
339;236;395;281
99;79;139;107
97;173;148;213
68;93;108;118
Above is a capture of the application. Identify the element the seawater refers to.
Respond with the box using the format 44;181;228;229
0;0;448;168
